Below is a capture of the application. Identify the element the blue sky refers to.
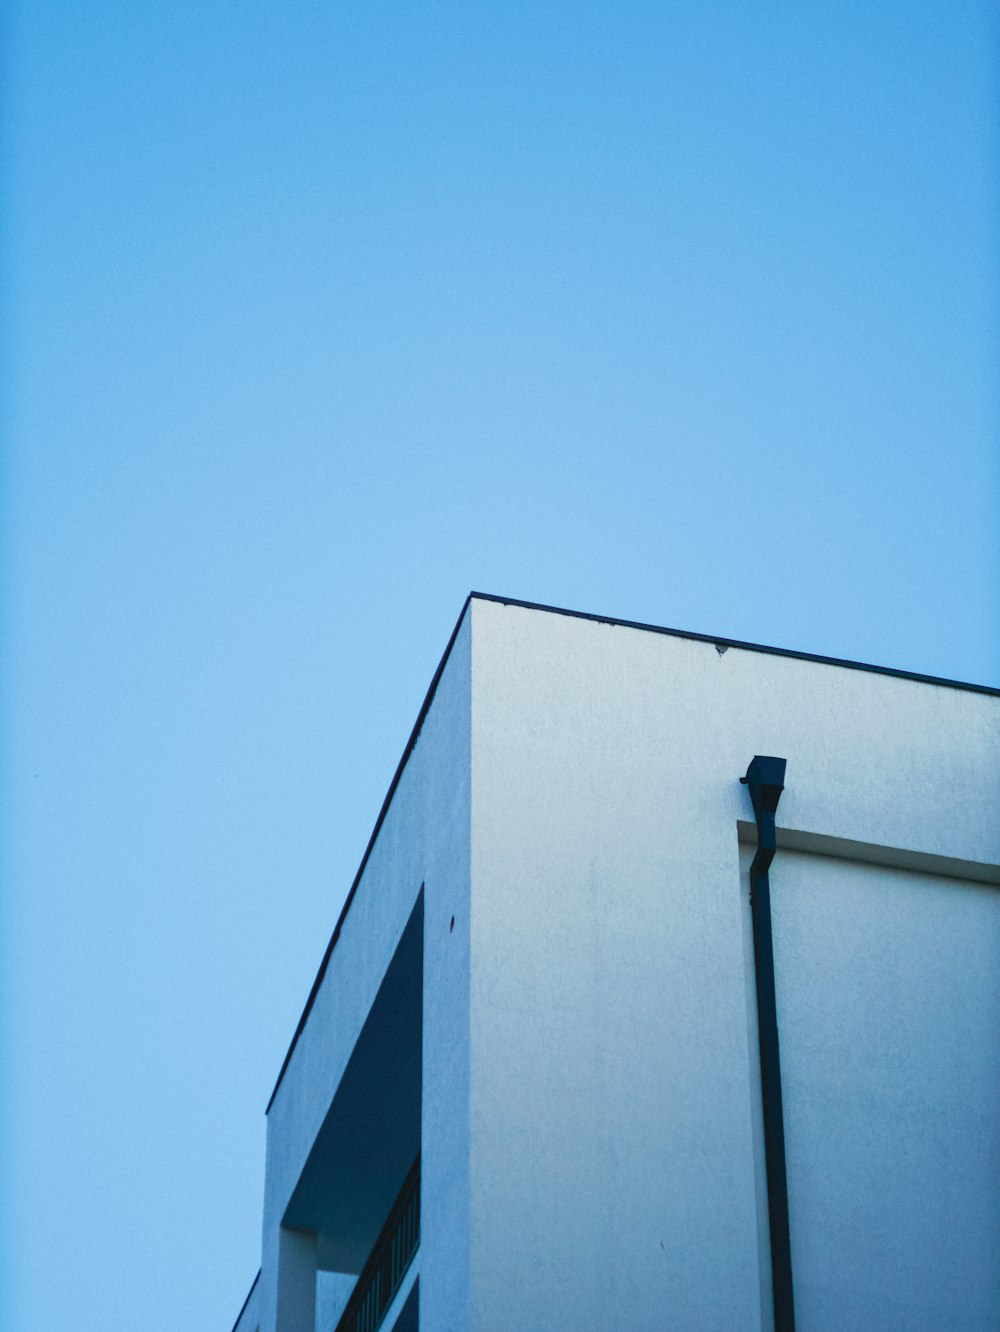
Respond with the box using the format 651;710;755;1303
3;3;997;1327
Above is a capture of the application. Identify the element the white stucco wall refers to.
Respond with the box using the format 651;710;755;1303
467;597;999;1330
244;594;997;1332
763;849;1000;1330
257;610;472;1332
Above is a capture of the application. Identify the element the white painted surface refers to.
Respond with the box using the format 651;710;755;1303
240;596;998;1331
314;1272;354;1331
467;598;998;1329
274;1229;316;1332
469;602;765;1329
256;610;471;1332
771;851;1000;1330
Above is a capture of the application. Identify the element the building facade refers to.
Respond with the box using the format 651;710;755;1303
232;595;1000;1332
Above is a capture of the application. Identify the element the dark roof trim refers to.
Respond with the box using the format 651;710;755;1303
266;596;473;1113
230;1269;260;1332
469;592;1000;696
266;590;997;1110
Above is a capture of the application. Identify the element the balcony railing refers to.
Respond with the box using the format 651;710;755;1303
335;1155;420;1332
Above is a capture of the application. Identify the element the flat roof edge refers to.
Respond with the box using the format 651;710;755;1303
469;593;1000;697
265;596;473;1113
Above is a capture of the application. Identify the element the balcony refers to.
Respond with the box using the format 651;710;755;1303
333;1155;419;1332
278;894;424;1332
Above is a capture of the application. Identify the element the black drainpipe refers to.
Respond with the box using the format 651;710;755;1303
742;755;795;1332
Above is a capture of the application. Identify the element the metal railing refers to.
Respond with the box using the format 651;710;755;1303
335;1155;420;1332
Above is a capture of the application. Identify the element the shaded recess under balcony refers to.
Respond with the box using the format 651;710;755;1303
281;893;423;1328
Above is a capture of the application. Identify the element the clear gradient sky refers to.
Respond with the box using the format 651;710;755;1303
3;3;998;1328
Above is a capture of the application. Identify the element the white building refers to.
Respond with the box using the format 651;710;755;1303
231;594;1000;1332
